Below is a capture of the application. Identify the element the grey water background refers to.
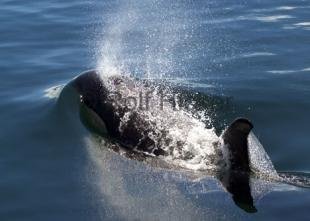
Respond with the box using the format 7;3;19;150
1;0;310;220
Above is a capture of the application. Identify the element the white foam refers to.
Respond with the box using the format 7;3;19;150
250;6;298;13
294;22;310;26
204;14;294;25
248;133;278;177
268;69;297;74
250;15;294;22
202;18;237;25
241;52;276;58
276;6;297;11
282;25;297;30
164;116;219;170
268;67;310;74
44;85;64;99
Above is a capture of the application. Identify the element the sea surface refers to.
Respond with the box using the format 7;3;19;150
1;0;310;220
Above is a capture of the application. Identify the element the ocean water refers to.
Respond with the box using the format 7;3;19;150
1;0;310;220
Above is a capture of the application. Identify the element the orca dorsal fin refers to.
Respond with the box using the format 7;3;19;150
219;118;257;213
222;118;253;172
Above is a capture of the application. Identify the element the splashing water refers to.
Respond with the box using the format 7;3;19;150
100;75;220;171
93;73;277;176
95;0;205;79
248;133;278;177
93;0;223;171
91;0;277;175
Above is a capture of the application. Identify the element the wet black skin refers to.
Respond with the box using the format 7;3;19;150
221;118;256;213
71;70;166;156
68;70;257;213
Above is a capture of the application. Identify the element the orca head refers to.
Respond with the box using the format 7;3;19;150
70;70;121;138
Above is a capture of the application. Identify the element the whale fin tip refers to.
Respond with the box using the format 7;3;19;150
229;118;253;135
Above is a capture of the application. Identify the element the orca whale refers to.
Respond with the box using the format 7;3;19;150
62;70;257;212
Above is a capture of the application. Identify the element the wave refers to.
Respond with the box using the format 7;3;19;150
267;67;310;74
294;22;310;26
44;84;64;99
203;14;294;25
240;52;276;58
